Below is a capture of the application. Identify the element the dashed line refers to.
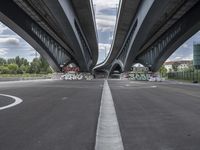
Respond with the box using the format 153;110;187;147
0;94;23;110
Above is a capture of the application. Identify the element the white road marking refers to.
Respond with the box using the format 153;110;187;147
0;94;23;110
95;80;124;150
151;85;157;88
61;97;68;100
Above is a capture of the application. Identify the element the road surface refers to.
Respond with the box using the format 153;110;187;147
109;80;200;150
0;80;103;150
1;79;200;150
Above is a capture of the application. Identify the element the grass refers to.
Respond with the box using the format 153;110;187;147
0;73;52;78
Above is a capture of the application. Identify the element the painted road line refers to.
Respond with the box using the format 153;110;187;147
151;85;157;88
95;80;124;150
0;94;23;110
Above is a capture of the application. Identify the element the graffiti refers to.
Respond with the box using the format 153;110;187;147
128;73;150;81
63;67;80;73
61;66;94;80
128;66;150;80
84;73;94;80
131;67;149;72
61;72;93;80
62;73;83;80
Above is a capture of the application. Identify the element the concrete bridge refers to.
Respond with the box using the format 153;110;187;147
0;0;98;72
95;0;200;76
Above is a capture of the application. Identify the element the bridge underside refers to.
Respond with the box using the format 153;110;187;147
136;1;200;72
0;0;98;72
96;0;200;74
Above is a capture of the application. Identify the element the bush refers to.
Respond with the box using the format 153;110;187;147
0;66;9;74
8;64;18;74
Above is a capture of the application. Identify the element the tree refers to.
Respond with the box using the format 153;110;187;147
28;58;40;73
47;66;53;73
8;64;18;74
14;56;29;67
0;58;6;65
159;65;167;77
172;62;180;72
19;64;29;73
0;66;9;74
7;58;16;64
15;56;21;67
39;56;49;73
0;56;52;74
21;58;29;66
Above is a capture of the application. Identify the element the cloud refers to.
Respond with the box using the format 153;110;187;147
99;7;118;16
0;22;9;34
0;21;37;61
93;0;119;33
182;43;189;48
97;43;111;63
167;30;200;61
0;37;20;46
99;43;111;53
93;0;119;9
96;15;116;32
0;48;8;56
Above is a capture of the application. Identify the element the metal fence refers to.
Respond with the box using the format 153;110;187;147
167;70;200;82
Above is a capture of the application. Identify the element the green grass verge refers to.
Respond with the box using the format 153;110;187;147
0;74;52;78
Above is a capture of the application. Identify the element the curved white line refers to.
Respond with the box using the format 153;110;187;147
0;94;23;110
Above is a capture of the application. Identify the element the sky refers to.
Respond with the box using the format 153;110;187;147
93;0;119;63
167;31;200;61
0;22;37;61
0;1;199;63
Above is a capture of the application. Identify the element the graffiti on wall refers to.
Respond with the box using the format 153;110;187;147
128;67;150;81
128;73;150;81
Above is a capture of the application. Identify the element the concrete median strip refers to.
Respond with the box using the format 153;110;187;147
95;80;124;150
0;94;23;110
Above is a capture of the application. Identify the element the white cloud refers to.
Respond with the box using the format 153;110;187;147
0;37;20;45
99;43;111;54
182;43;189;48
97;43;111;63
93;0;119;8
96;19;116;32
0;48;8;56
0;22;9;34
93;0;119;32
167;31;200;62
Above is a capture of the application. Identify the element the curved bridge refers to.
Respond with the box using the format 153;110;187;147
95;0;200;74
0;0;98;72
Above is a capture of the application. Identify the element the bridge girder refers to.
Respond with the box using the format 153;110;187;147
97;0;200;73
0;0;98;72
136;1;200;72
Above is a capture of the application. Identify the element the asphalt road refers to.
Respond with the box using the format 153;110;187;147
108;80;200;150
1;79;200;150
0;95;14;107
0;80;104;150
